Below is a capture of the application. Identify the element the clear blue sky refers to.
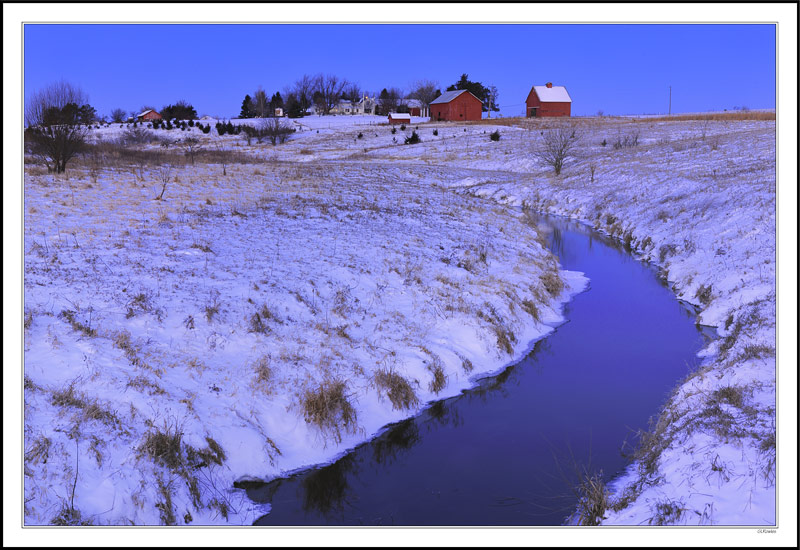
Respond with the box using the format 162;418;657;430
24;24;775;118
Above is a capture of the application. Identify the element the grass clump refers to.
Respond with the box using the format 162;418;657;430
649;498;686;525
374;368;419;410
521;299;541;321
140;421;184;470
302;379;359;444
58;309;97;338
573;469;611;525
694;283;713;306
540;271;564;297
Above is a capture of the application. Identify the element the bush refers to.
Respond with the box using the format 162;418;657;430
391;127;397;134
490;130;501;141
433;129;438;136
357;132;363;139
400;124;406;131
535;126;580;175
404;131;421;145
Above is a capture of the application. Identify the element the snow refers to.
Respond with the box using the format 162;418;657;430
23;114;781;528
531;85;572;103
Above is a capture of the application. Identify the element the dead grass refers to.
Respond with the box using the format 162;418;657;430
573;469;611;526
373;368;419;410
301;379;359;444
633;111;775;122
252;355;273;391
540;271;564;297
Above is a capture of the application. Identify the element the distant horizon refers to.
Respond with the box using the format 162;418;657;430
23;24;776;120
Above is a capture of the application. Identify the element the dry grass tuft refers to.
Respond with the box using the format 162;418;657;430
540;271;564;297
302;379;359;444
573;469;611;526
374;368;419;410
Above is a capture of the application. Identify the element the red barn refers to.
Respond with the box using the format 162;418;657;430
137;109;163;122
430;90;482;122
525;83;572;117
388;113;412;124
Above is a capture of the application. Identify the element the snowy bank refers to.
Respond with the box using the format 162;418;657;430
23;140;584;525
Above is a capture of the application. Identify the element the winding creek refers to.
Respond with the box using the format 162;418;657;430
242;212;712;526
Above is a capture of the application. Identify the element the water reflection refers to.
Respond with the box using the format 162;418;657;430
301;454;356;516
371;420;420;465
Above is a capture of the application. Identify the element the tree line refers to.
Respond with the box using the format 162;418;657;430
237;73;498;118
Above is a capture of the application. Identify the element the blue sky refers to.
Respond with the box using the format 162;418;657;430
24;24;775;118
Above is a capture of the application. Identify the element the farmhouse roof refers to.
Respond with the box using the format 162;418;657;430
531;85;572;103
430;89;479;105
137;109;159;117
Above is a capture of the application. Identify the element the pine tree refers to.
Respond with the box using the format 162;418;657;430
240;94;255;118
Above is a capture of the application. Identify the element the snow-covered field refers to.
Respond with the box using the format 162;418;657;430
23;113;784;528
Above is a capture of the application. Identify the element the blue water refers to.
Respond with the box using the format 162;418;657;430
243;212;708;526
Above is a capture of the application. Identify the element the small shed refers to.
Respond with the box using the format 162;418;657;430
137;109;162;122
525;83;572;117
430;90;482;122
388;112;412;124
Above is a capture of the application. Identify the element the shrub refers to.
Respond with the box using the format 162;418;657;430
391;127;397;134
535;126;580;175
404;131;421;145
433;129;438;136
490;130;501;141
400;124;406;131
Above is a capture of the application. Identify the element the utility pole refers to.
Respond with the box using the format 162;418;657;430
669;85;672;115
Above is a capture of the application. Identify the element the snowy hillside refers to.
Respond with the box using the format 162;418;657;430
23;113;779;527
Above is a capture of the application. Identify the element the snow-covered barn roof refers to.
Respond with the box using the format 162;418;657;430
430;89;479;105
532;86;572;103
388;113;411;119
137;109;155;117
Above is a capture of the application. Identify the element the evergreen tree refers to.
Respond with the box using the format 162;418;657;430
270;92;284;114
239;94;255;118
446;74;492;111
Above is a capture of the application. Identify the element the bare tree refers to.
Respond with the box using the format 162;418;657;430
261;118;295;145
182;137;203;165
110;107;127;123
155;165;173;200
378;87;402;115
24;80;90;173
253;86;269;118
288;74;315;114
408;79;439;117
535;127;580;175
314;74;348;115
343;82;361;103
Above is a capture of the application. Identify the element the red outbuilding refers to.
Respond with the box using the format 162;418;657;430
525;83;572;117
430;90;483;122
137;109;163;122
388;113;412;124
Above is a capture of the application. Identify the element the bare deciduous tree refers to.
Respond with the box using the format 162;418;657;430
408;79;439;117
182;137;202;165
261;118;294;145
24;80;90;173
314;74;348;115
110;108;128;123
253;87;269;118
535;126;580;175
